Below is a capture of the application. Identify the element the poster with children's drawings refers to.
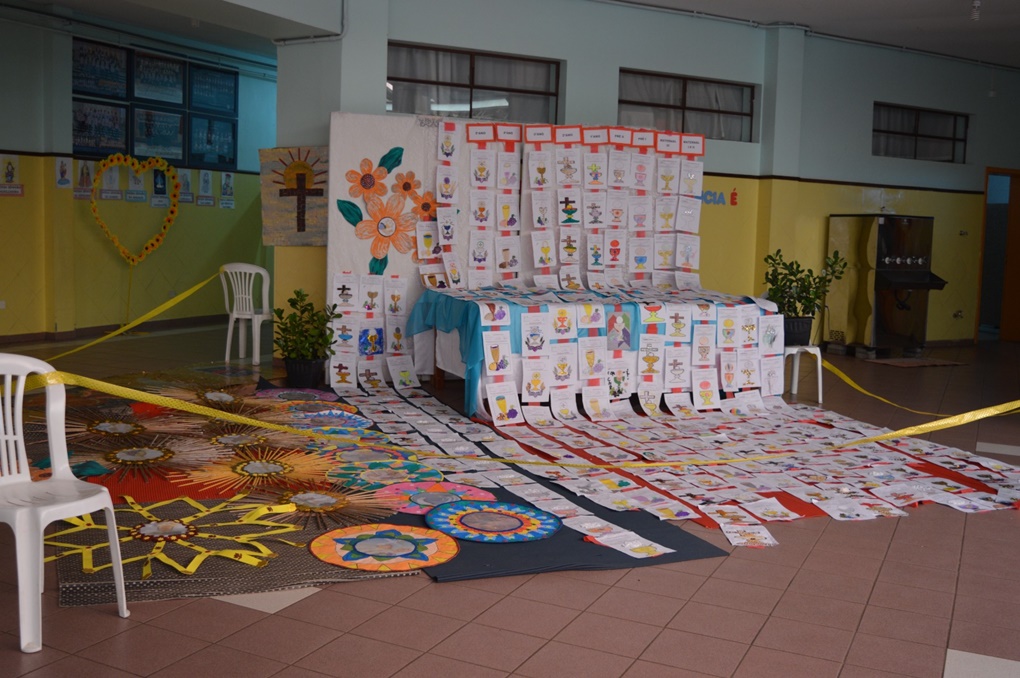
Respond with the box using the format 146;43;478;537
486;381;523;426
468;230;493;269
520;311;552;356
606;193;628;229
555;147;581;186
330;351;359;394
739;306;760;345
469;189;494;228
470;149;495;188
692;367;722;411
675;233;701;270
631;155;655;192
577;335;608;379
582;385;614;421
332;312;359;353
521;358;552;401
692;324;716;366
577;301;606;330
583;152;608;189
435;165;459;203
559;265;583;290
655;195;678;231
384;276;409;315
437;206;457;244
331;271;359;309
605;234;627;270
386;315;410;353
583;191;607;229
549;341;577;389
664;344;691;391
608;150;632;189
628;195;653;231
738;348;761;388
416;222;441;260
481;330;512;376
387;355;421;390
494;235;522;274
557;188;582;226
656;156;680;194
628;236;652;273
551;387;582;422
680;157;704;196
587;237;606;270
359;274;384;313
497;151;521;190
677;195;702;234
477;300;511;326
717;308;741;347
357;358;387;391
654;234;675;270
558;226;582;266
531;191;554;229
528;151;552;189
495;193;521;230
437;122;461;161
759;315;784;355
531;231;556;268
441;251;465;288
665;303;692;343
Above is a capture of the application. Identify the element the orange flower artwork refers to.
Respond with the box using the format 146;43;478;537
345;158;388;199
411;191;437;222
355;194;418;259
391;171;421;198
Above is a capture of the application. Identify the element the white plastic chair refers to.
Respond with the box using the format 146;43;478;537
220;263;272;365
0;354;129;652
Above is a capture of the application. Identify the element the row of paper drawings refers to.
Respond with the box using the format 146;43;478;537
458;148;705;195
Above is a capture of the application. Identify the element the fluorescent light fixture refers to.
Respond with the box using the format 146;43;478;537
386;81;394;90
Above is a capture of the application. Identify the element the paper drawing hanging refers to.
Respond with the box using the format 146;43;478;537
259;147;328;246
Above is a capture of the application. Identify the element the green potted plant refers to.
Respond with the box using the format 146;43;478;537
273;288;339;388
763;249;848;345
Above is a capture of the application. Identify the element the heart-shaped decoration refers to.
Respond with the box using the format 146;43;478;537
90;153;180;267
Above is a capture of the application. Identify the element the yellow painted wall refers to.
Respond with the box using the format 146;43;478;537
0;155;270;338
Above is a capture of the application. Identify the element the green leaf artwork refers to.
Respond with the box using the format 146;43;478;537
336;199;363;227
378;147;404;173
369;255;388;275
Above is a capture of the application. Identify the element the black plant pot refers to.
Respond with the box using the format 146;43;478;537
784;316;813;347
284;357;326;389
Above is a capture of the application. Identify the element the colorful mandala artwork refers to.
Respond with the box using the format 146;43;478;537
377;481;497;515
68;433;228;483
425;500;562;543
170;446;335;493
245;481;397;531
327;460;443;490
251;388;340;402
310;523;458;572
325;445;417;465
291;410;375;432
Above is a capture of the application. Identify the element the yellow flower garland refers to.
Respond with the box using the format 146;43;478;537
90;153;180;267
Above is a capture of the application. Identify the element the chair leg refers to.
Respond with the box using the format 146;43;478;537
251;319;262;366
238;319;248;360
102;506;130;619
791;352;801;397
815;353;824;404
15;528;44;653
225;318;235;362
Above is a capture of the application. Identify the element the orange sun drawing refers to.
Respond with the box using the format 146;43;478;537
272;148;327;233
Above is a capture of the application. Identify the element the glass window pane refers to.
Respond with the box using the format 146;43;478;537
619;72;681;105
687;81;749;113
874;105;916;133
474;55;555;92
917;137;953;161
470;90;555;123
389;81;471;117
618;103;681;132
917;111;954;137
955;116;968;138
954;140;966;162
387;45;470;84
872;132;915;159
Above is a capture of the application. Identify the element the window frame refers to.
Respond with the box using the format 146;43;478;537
617;68;755;142
386;41;560;122
872;102;969;164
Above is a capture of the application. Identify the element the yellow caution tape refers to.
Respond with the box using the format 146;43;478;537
46;272;221;362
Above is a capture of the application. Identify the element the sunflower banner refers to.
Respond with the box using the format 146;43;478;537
327;112;443;314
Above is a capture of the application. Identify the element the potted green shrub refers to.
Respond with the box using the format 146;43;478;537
273;288;339;388
763;249;848;346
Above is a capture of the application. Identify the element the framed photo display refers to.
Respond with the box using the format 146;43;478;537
132;106;185;161
189;113;237;170
72;99;129;156
189;64;238;115
133;52;186;106
72;39;129;99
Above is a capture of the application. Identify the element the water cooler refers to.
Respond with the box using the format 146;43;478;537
826;214;947;355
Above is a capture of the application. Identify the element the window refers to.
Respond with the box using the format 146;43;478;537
872;103;968;163
618;69;754;142
386;42;559;123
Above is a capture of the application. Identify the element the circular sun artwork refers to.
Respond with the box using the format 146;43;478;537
327;460;443;490
310;523;458;572
377;481;496;515
425;500;562;543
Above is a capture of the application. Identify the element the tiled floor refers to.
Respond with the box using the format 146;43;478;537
1;328;1018;677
